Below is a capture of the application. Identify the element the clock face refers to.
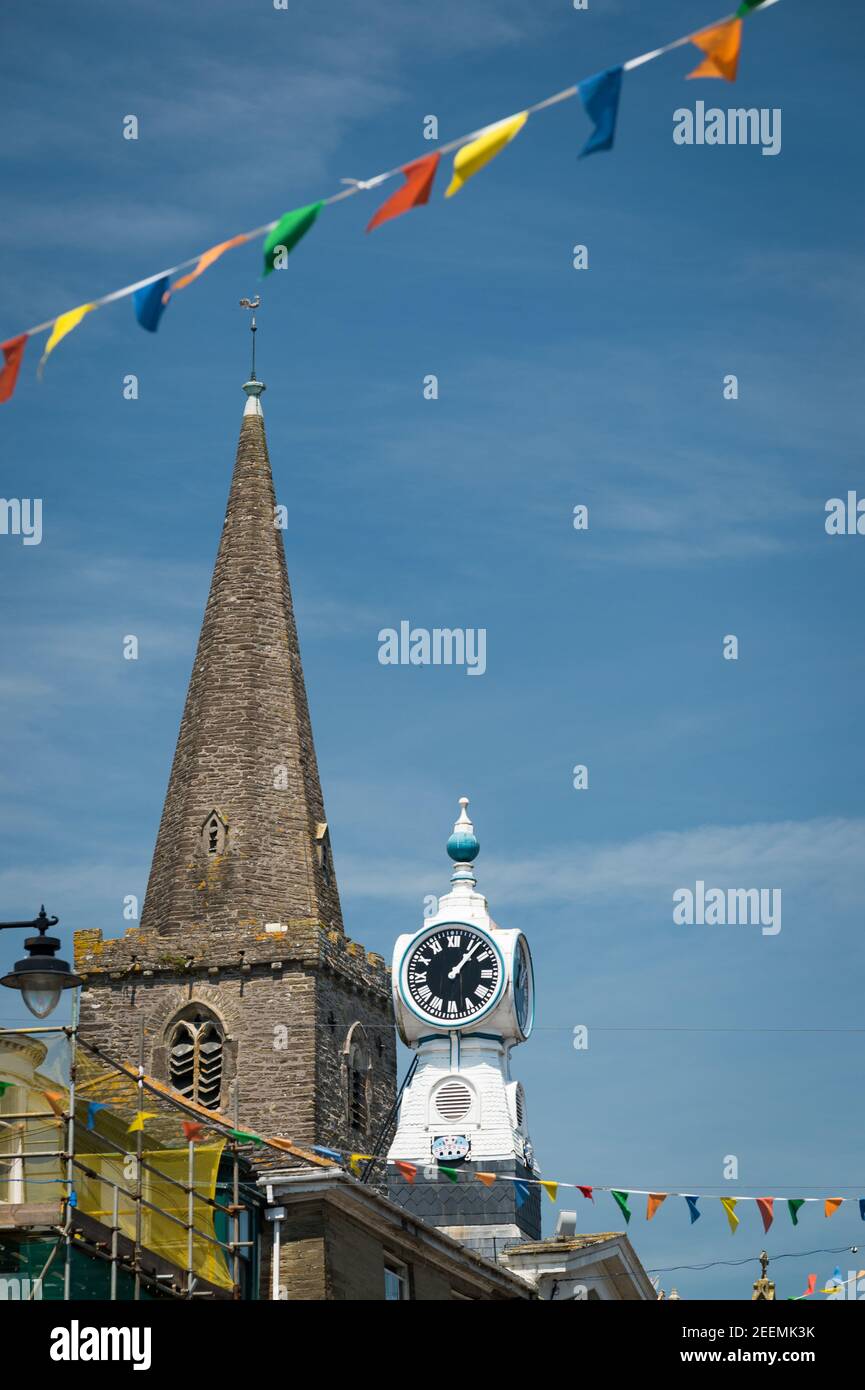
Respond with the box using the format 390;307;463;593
431;1134;470;1161
514;937;533;1034
404;926;502;1025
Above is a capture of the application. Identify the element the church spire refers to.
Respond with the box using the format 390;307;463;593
139;320;343;940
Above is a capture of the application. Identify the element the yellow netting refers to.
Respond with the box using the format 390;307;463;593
0;1030;233;1291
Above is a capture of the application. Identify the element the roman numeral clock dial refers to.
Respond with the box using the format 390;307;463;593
404;927;502;1024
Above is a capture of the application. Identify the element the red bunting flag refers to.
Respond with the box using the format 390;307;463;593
801;1274;817;1298
394;1160;417;1183
366;153;440;233
182;1121;205;1143
0;334;28;403
756;1197;774;1233
578;1185;594;1201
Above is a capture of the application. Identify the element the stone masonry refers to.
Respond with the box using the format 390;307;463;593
74;388;396;1157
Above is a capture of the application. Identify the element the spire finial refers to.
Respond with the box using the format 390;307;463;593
447;795;479;870
239;297;266;415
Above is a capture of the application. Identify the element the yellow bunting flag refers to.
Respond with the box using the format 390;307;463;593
824;1198;843;1218
687;20;743;82
349;1153;371;1175
169;235;248;296
720;1197;739;1233
647;1193;667;1221
475;1171;497;1187
37;303;96;378
539;1181;558;1203
127;1112;157;1133
445;112;528;198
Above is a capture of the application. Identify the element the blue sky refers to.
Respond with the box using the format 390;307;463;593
1;0;863;1299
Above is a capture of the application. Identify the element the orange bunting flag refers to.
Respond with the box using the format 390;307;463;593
475;1171;497;1187
646;1193;667;1221
756;1197;774;1233
182;1121;205;1143
127;1112;157;1134
43;1090;65;1117
824;1198;843;1218
539;1181;558;1203
687;20;743;82
720;1197;739;1233
394;1161;417;1183
802;1274;817;1298
0;334;28;403
366;153;440;233
168;235;248;297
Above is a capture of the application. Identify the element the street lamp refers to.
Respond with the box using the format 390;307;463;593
0;907;81;1018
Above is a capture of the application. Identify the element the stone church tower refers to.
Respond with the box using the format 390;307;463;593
75;369;396;1156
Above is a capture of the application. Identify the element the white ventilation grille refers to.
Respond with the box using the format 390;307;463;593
434;1081;472;1123
515;1087;525;1127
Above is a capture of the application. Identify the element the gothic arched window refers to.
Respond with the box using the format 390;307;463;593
200;809;227;857
343;1022;371;1134
168;1010;224;1110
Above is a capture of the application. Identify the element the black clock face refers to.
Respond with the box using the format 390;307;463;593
404;927;501;1024
514;938;532;1033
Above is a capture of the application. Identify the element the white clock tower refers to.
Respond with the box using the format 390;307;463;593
386;798;540;1259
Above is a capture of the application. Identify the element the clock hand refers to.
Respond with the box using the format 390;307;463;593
447;951;473;979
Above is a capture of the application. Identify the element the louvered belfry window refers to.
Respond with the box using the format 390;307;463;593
169;1015;224;1110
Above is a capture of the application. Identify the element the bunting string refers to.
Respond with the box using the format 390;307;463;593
1;1;782;399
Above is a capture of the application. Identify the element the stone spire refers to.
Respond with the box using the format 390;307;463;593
139;371;343;940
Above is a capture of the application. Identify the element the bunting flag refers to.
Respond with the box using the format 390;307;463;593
756;1197;774;1233
578;1185;594;1201
824;1198;843;1219
859;1199;865;1221
687;19;743;82
133;276;171;333
475;1171;497;1187
366;153;440;232
169;235;248;295
445;112;528;198
720;1197;739;1233
611;1190;631;1224
37;304;95;378
646;1193;667;1221
540;1180;558;1203
578;67;624;157
788;1199;805;1226
514;1179;531;1208
440;1166;459;1184
262;202;324;276
0;1081;12;1096
685;1196;701;1224
348;1152;373;1175
393;1160;417;1184
229;1128;265;1146
127;1112;157;1133
2;2;785;399
43;1090;66;1117
802;1274;817;1298
0;334;28;403
182;1121;205;1143
86;1102;108;1131
312;1145;344;1162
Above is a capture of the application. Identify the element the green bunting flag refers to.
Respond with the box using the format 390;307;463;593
0;1081;12;1096
788;1199;806;1226
440;1166;459;1184
262;202;323;276
229;1128;265;1146
611;1190;631;1223
736;0;769;13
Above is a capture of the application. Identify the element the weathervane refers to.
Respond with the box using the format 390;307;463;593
239;296;260;380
